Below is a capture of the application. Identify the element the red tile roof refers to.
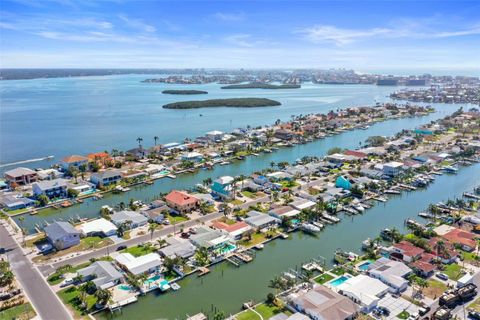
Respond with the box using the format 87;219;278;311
410;260;436;273
393;241;425;257
344;150;367;158
212;221;250;233
62;155;88;163
87;152;110;160
443;229;477;249
165;190;199;207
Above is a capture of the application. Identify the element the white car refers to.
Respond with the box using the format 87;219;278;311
60;278;74;287
408;313;419;320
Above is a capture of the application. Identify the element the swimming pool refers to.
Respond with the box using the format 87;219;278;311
358;260;372;271
145;275;162;284
216;243;237;254
119;284;132;291
329;275;351;287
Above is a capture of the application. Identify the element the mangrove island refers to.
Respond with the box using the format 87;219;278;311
162;90;208;95
162;97;281;109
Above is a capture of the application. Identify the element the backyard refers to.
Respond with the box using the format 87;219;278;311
0;303;36;320
235;303;291;320
57;286;98;319
423;279;448;299
314;273;335;284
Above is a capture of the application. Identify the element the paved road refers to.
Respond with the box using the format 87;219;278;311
38;211;223;276
1;223;72;320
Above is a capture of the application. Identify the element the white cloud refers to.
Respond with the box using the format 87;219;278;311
118;14;156;32
299;22;480;45
213;12;245;22
299;25;391;45
224;34;254;47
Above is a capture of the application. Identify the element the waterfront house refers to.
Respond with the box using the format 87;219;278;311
111;210;148;228
367;257;412;292
87;152;110;166
4;167;38;185
389;241;424;262
79;218;117;237
343;150;368;160
211;176;234;200
61;155;88;171
335;176;352;190
165;190;199;213
44;221;81;250
266;171;293;182
36;168;63;181
115;252;162;275
0;193;35;210
289;198;316;211
125;147;148;159
269;206;300;219
326;153;348;164
336;274;389;313
211;221;252;240
288;285;359;320
77;261;123;289
274;129;295;140
382;161;404;177
191;193;215;205
159;237;196;259
32;178;68;199
205;130;224;142
144;164;166;176
65;180;95;196
90;170;122;187
244;211;280;229
189;226;231;250
441;228;478;252
252;174;269;186
181;152;203;162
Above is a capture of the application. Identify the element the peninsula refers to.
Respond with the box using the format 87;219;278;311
162;97;281;109
221;83;301;89
161;90;208;95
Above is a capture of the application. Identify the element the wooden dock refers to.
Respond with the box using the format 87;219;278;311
197;267;210;276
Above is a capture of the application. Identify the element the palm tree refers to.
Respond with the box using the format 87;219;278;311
111;149;119;163
136;137;143;149
202;178;212;187
269;276;284;295
156;238;167;248
154;136;159;146
148;223;158;240
94;289;112;307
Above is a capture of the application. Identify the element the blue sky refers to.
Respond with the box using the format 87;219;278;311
1;0;479;74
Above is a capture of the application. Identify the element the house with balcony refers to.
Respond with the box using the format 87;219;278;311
4;167;38;185
32;178;68;199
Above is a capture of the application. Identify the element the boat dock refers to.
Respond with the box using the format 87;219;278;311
197;267;210;276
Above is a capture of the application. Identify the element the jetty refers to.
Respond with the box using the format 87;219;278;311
197;267;210;276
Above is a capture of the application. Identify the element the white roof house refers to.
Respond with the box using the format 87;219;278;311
289;198;316;211
336;274;389;312
367;257;412;292
115;252;162;275
79;218;117;237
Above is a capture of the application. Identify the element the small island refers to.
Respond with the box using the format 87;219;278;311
162;90;208;95
221;83;301;89
162;98;281;109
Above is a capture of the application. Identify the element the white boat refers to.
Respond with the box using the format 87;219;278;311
312;221;324;229
418;212;435;218
301;223;321;234
353;204;365;212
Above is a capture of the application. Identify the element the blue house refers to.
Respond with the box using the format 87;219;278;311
335;176;352;190
211;176;234;199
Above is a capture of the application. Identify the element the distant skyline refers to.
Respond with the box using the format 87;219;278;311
1;0;479;74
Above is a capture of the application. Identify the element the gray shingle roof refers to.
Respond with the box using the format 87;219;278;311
44;221;80;241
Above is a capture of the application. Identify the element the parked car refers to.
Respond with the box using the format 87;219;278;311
116;245;127;251
408;313;419;320
418;306;431;316
60;278;75;288
436;272;449;281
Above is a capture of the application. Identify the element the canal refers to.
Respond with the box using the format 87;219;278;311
15;103;461;233
97;162;480;320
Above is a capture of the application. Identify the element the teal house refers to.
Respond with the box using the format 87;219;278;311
335;175;352;190
211;176;234;200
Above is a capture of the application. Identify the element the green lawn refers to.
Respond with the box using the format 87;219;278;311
461;251;479;263
397;311;410;319
331;267;345;276
47;261;91;285
242;191;256;199
57;287;97;319
468;296;480;312
167;214;188;224
121;244;156;257
443;263;464;281
80;236;111;249
314;273;335;284
0;303;36;320
236;304;290;320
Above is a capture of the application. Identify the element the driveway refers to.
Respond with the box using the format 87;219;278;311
377;293;420;319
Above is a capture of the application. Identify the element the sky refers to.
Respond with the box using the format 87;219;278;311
1;0;479;74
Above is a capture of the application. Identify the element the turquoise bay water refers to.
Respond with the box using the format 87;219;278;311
1;75;398;166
